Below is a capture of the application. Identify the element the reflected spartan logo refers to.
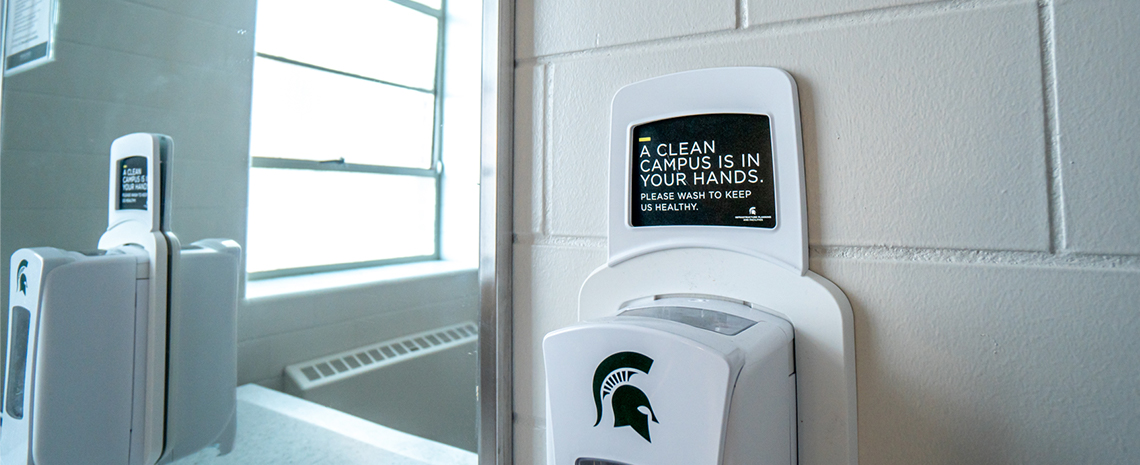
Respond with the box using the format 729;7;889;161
592;351;658;443
16;259;29;295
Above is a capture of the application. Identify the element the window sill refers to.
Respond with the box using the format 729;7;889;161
245;259;477;300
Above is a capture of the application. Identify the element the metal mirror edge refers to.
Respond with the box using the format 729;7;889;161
479;0;514;463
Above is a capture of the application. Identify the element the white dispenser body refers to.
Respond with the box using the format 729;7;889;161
545;296;795;465
544;67;857;465
161;238;241;462
1;133;239;464
4;247;149;464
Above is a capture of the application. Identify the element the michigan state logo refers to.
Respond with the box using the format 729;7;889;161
16;259;29;295
592;351;658;442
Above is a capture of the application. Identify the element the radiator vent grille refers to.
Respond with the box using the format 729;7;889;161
285;322;478;391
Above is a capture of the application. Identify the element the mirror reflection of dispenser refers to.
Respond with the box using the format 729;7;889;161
545;295;796;465
2;133;240;464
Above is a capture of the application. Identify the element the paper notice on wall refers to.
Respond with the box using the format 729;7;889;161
3;0;56;76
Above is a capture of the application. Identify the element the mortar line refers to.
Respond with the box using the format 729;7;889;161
541;63;554;238
811;245;1140;271
1037;0;1066;254
736;0;748;30
516;233;608;249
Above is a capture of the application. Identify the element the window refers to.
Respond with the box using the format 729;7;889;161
246;0;448;278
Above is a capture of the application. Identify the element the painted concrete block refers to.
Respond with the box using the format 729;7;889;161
237;298;477;385
811;257;1140;463
1054;0;1140;254
63;0;255;69
0;92;107;153
125;0;258;29
235;339;277;387
0;90;250;164
161;110;254;163
518;0;737;58
0;208;108;259
168;206;248;251
512;244;607;431
746;0;942;26
544;60;612;238
5;45;251;141
0;149;247;249
172;159;249;209
546;2;1049;250
514;416;546;465
241;271;478;342
0;150;105;211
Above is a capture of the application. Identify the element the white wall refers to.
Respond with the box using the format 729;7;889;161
513;0;1140;462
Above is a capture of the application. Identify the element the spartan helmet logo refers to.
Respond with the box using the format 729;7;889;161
592;351;658;443
16;259;29;295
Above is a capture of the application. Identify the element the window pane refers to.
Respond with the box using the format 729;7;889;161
249;57;435;168
255;0;439;90
246;168;437;273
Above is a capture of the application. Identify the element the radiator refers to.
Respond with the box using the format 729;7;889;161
284;322;479;452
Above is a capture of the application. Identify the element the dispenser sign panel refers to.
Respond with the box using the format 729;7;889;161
630;113;776;228
118;156;148;210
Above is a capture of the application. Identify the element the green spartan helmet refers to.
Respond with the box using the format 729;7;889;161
592;351;658;443
17;259;29;295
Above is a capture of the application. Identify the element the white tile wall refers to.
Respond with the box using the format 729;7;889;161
1054;0;1140;254
516;0;1140;462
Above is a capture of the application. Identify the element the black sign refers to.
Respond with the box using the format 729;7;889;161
630;113;775;228
118;156;148;210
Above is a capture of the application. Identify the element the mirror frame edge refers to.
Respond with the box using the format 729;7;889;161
479;0;514;463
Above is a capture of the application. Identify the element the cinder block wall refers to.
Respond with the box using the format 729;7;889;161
512;0;1140;462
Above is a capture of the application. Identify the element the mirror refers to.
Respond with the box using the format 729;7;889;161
0;0;511;463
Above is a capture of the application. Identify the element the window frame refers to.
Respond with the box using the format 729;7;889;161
246;0;449;280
